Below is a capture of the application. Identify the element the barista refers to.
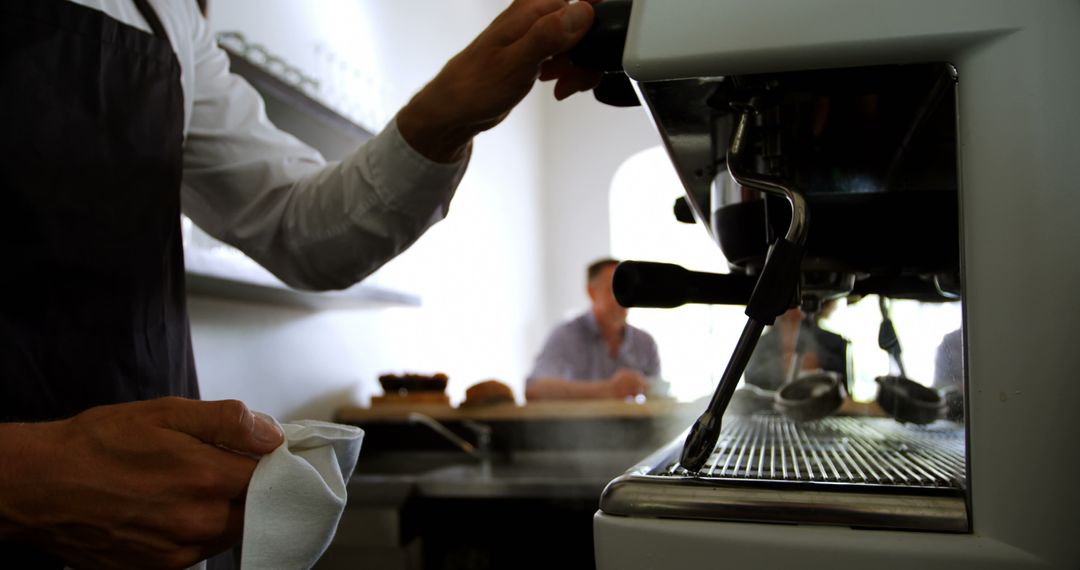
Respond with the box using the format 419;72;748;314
0;0;601;567
526;259;661;400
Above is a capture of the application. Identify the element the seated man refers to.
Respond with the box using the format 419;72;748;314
526;259;660;400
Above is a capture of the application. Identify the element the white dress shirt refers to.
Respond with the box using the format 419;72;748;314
66;0;469;290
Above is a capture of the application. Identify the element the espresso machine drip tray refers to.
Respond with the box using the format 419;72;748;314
600;413;968;532
668;414;963;486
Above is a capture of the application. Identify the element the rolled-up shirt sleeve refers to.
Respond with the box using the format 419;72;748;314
179;12;468;291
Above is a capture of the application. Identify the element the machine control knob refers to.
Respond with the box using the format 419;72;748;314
673;196;696;224
568;0;640;107
568;0;632;72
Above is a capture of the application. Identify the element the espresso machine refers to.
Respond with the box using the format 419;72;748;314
575;1;1080;568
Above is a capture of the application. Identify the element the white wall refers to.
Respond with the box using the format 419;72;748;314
536;86;660;326
191;1;662;421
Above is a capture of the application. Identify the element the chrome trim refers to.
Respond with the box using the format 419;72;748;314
599;474;969;532
727;109;809;246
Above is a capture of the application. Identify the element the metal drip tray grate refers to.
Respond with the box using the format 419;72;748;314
599;414;969;531
659;414;965;489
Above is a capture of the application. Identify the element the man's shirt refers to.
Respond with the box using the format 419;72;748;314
527;312;660;384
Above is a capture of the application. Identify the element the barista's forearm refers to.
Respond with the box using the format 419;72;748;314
525;377;608;400
0;422;57;542
397;91;475;164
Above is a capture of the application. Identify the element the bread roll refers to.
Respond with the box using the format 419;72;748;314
462;379;515;407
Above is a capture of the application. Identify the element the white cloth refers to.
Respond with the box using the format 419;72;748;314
74;417;363;570
63;0;469;290
241;415;364;570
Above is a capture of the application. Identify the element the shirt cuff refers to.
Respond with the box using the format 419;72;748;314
363;118;470;213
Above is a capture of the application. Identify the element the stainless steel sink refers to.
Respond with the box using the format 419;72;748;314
416;450;647;499
353;451;475;477
347;451;471;503
349;450;647;500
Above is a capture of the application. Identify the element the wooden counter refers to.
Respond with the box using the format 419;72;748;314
335;398;698;424
334;397;887;424
337;397;889;454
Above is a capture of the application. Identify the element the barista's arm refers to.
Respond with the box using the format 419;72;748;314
0;398;282;569
181;0;599;291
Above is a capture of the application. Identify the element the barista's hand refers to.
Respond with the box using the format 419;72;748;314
606;368;648;398
398;0;602;163
0;397;283;570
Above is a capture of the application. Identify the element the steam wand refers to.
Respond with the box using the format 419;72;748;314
679;105;810;473
877;297;907;378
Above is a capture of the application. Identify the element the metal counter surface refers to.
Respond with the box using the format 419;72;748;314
349;450;649;500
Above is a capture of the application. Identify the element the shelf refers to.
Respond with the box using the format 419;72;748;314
221;45;374;160
185;247;419;309
185;271;420;310
182;46;417;310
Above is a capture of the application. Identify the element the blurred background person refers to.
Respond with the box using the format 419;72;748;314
744;301;850;391
934;328;964;391
526;259;661;400
934;327;965;421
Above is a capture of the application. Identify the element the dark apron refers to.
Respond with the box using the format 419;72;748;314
0;0;204;566
0;0;197;421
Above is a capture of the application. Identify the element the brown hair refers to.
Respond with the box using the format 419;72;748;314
587;258;620;284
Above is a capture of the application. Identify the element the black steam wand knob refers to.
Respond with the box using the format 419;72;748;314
679;107;809;473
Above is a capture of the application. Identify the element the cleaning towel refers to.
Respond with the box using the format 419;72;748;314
67;416;362;570
239;414;364;569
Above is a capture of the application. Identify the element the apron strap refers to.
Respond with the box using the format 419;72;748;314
131;0;169;42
